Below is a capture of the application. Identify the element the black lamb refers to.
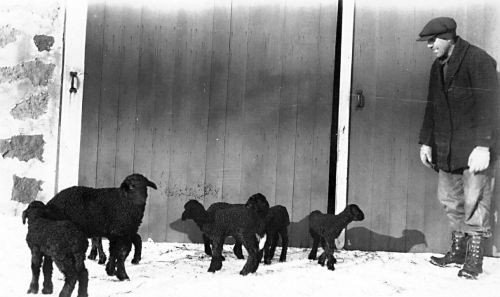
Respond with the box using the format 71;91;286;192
181;193;269;275
308;204;365;271
189;193;270;260
23;201;89;297
197;202;245;260
257;205;290;264
46;173;157;281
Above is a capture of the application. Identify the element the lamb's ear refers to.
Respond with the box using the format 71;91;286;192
120;180;131;192
181;210;188;221
22;209;28;225
148;180;157;190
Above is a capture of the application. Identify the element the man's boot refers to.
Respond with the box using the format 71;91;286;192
430;231;466;267
458;235;485;279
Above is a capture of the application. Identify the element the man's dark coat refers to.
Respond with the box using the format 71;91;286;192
419;37;499;172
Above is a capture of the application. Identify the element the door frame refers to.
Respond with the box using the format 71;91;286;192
334;0;355;248
56;0;88;192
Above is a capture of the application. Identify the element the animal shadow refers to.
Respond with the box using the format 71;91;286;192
169;218;238;246
345;227;427;252
288;215;311;248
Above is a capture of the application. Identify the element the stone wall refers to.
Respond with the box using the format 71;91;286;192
0;0;64;216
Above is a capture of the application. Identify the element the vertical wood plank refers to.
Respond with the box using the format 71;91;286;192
96;4;122;188
275;3;299;231
310;2;337;214
135;4;159;240
79;2;105;187
165;8;191;243
369;5;397;252
406;7;433;253
240;3;267;201
205;0;231;206
114;5;141;186
290;5;320;248
256;1;284;205
183;2;214;241
149;4;176;242
480;1;500;257
386;2;413;252
222;1;248;203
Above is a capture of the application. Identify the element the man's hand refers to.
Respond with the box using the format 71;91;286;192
420;145;433;168
468;146;490;173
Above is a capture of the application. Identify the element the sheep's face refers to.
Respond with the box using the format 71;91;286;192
347;204;365;221
245;193;270;219
120;174;158;205
181;200;205;221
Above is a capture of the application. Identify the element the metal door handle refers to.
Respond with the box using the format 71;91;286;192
70;72;78;94
356;90;364;109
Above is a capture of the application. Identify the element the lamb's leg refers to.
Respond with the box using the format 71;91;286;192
263;232;273;265
317;237;331;266
278;227;289;262
107;237;132;281
105;244;116;277
240;234;260;275
268;232;280;259
115;237;132;281
130;233;142;264
41;255;54;294
202;234;212;256
308;229;320;260
318;252;327;266
324;241;336;271
87;238;98;260
88;237;107;265
27;251;42;294
77;268;89;297
58;267;78;297
96;237;107;264
75;254;89;297
208;237;223;272
233;239;244;259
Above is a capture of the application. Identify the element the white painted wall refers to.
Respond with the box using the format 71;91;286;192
0;0;65;216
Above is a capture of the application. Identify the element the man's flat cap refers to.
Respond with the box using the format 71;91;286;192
417;17;457;41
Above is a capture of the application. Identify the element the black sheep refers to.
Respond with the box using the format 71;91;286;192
181;194;269;275
308;204;365;271
23;201;89;297
258;205;290;264
47;173;157;281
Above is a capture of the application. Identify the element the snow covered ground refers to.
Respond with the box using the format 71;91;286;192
3;214;500;297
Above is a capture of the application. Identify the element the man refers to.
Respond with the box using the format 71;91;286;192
417;17;499;279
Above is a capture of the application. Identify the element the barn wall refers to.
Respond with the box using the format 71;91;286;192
347;0;500;256
79;0;338;246
0;0;65;216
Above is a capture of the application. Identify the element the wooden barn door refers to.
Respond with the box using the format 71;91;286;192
79;0;338;246
346;0;500;255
